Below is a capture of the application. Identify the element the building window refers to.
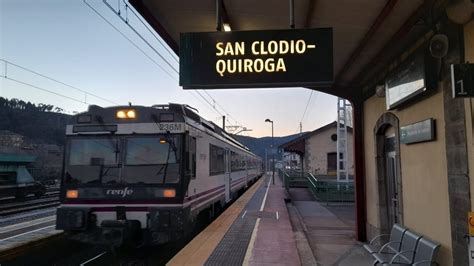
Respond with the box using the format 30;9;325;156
327;152;337;172
209;144;225;175
331;134;337;141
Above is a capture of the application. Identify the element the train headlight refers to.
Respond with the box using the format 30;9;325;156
117;110;127;118
116;109;136;119
66;190;79;198
126;110;136;118
163;189;176;198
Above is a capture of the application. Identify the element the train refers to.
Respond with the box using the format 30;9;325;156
56;104;263;246
0;154;46;199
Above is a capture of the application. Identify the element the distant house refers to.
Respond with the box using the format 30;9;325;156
279;121;354;176
0;130;24;148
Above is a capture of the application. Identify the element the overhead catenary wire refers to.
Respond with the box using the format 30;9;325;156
83;0;178;82
298;90;313;132
83;0;225;116
102;0;179;74
202;90;242;126
101;0;243;127
0;59;119;105
85;0;243;129
119;0;178;63
2;76;88;105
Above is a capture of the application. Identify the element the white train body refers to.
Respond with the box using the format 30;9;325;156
56;104;262;245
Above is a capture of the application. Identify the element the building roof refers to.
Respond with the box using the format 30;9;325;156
0;153;36;164
279;121;352;154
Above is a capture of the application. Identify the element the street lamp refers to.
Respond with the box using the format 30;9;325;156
265;118;275;185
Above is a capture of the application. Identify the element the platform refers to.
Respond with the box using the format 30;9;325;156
167;172;376;266
0;210;62;261
167;173;300;266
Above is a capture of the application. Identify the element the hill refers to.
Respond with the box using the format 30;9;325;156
233;132;306;159
0;97;70;145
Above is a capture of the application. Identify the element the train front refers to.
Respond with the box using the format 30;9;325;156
56;105;190;246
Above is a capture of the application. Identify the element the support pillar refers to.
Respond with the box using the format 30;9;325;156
352;100;367;242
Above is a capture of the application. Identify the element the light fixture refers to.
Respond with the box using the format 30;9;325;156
163;189;176;198
223;23;231;32
66;190;79;198
126;110;136;119
116;109;136;119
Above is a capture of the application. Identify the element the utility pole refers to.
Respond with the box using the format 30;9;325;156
265;118;275;185
336;98;350;182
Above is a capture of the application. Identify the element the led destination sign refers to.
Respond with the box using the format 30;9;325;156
179;28;333;89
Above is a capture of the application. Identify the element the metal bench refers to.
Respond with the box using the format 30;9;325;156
372;230;422;265
382;236;441;265
364;224;408;255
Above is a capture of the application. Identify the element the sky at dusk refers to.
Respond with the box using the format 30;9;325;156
0;0;339;137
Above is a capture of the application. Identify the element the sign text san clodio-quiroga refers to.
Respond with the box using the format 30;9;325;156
179;28;333;89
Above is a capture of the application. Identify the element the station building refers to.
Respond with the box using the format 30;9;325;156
279;121;354;177
359;17;474;266
130;1;473;264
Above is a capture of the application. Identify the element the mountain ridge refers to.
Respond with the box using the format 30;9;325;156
233;132;307;159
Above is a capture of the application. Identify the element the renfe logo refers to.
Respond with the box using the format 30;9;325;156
106;187;134;198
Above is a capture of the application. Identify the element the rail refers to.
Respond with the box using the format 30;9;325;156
306;177;354;205
279;169;355;205
0;192;60;216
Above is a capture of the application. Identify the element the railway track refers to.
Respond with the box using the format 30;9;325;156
0;193;60;216
0;190;59;204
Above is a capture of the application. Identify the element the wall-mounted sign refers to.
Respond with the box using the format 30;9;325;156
451;63;474;98
385;49;438;110
400;118;436;145
179;28;333;89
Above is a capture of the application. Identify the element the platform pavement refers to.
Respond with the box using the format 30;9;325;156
288;187;374;265
169;172;375;265
0;218;62;261
245;173;301;266
167;174;302;266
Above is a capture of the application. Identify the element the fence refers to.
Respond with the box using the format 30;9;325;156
279;169;355;205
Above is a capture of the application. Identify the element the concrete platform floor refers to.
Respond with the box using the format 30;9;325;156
288;187;373;266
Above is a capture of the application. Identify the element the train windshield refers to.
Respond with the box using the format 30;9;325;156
65;136;181;185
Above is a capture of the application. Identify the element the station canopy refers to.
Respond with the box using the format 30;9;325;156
130;0;438;100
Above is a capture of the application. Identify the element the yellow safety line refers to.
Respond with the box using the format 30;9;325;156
167;178;263;266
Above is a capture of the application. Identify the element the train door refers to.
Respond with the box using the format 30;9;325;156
245;156;249;185
385;134;400;228
224;149;231;203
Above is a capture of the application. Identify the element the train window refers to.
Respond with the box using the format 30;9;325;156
209;144;225;175
123;136;181;184
0;172;16;185
231;151;237;172
122;163;180;184
231;152;246;172
125;137;179;165
69;139;120;166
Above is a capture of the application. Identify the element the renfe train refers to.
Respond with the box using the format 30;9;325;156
56;104;262;246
